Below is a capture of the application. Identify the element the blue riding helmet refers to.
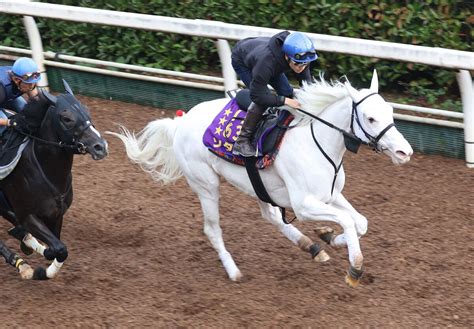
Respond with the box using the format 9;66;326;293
282;32;318;64
11;57;41;83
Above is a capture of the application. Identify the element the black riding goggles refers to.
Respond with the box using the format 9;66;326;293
289;59;310;67
14;71;41;82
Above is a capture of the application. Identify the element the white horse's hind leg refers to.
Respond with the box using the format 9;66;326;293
258;201;330;262
199;194;242;281
185;167;242;281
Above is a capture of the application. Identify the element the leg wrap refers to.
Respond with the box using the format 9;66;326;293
319;231;334;245
348;265;364;280
309;243;322;259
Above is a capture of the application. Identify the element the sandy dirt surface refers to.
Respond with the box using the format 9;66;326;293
0;96;472;328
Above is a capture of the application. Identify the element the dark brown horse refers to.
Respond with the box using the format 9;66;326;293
0;80;108;280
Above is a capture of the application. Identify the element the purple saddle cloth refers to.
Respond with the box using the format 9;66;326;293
202;98;293;168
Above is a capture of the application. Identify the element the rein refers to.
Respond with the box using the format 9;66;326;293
13;103;90;154
14;128;81;152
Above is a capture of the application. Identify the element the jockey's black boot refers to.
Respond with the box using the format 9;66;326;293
232;102;265;157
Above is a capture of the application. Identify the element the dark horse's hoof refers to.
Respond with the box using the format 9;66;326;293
32;267;49;280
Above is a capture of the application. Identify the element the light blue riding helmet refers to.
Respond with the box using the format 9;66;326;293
282;32;318;64
12;57;41;83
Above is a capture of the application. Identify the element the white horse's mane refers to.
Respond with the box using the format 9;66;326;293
289;75;350;124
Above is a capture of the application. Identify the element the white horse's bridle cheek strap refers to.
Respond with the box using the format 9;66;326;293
352;111;371;143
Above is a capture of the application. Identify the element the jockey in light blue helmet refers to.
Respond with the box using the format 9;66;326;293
0;57;42;131
282;32;318;65
11;57;41;84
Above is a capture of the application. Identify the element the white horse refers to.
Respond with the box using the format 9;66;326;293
108;70;413;287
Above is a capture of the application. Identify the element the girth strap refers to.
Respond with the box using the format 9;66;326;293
244;157;293;224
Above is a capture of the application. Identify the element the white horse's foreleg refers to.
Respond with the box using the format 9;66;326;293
315;194;368;249
333;194;368;237
294;194;363;287
258;201;330;262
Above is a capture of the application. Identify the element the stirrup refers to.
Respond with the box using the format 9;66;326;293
232;141;257;157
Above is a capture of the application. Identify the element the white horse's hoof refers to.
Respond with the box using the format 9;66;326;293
313;249;330;262
345;273;360;287
229;271;243;282
345;266;364;287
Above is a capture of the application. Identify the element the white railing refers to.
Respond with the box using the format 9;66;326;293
0;1;473;167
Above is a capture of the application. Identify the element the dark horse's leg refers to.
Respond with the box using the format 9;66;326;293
0;191;18;226
0;240;34;279
22;214;67;279
0;191;34;255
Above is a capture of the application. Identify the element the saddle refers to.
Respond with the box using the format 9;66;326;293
202;90;294;169
0;111;30;180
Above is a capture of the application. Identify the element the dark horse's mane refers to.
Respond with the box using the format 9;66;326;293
12;94;51;135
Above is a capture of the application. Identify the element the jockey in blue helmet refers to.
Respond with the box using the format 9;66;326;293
283;32;318;65
231;31;318;157
0;57;42;128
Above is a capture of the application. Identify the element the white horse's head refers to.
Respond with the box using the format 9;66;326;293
345;70;413;165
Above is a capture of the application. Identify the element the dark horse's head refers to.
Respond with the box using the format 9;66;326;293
41;80;108;160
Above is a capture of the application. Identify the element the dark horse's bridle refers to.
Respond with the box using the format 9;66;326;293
297;92;395;195
14;92;92;155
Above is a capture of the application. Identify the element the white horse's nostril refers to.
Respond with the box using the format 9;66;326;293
396;150;407;157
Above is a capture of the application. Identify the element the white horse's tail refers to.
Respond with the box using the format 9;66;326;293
107;118;183;184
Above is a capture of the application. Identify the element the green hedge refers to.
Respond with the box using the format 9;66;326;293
0;0;471;109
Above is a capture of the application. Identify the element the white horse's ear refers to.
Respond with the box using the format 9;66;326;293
345;82;360;102
370;69;379;93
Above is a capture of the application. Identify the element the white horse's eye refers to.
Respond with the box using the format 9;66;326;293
368;117;376;123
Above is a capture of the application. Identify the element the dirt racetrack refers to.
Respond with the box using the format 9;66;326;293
0;96;472;328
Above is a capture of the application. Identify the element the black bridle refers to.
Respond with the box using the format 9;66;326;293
298;92;395;154
350;93;395;153
14;94;92;154
297;92;395;195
